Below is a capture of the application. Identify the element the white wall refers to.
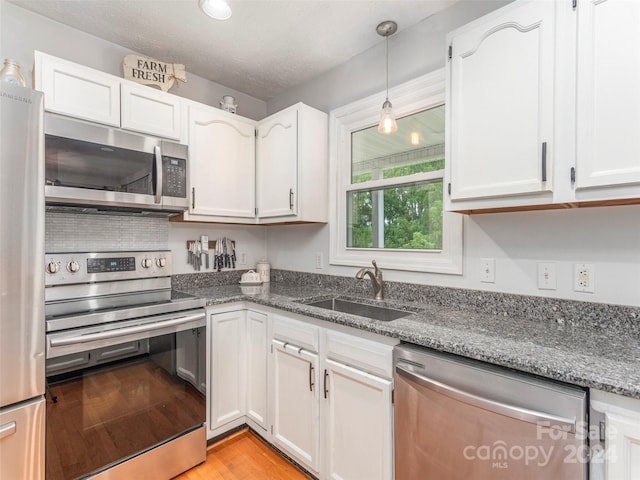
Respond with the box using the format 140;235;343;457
267;0;512;115
0;0;267;119
267;206;640;306
266;0;640;308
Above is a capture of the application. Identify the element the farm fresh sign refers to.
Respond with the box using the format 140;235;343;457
123;54;187;91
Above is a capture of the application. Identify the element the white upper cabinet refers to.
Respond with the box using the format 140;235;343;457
575;0;640;197
34;51;183;140
256;103;328;223
121;82;181;140
35;51;121;127
187;103;256;219
446;0;640;213
256;107;299;218
448;0;556;203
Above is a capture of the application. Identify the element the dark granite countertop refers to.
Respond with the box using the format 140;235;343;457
176;277;640;400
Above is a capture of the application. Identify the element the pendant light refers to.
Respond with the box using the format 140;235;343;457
377;20;398;135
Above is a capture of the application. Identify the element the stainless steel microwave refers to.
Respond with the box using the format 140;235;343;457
44;114;188;214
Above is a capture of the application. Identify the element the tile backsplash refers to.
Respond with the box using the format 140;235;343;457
45;212;169;252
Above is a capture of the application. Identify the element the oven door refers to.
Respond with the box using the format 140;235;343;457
45;309;206;480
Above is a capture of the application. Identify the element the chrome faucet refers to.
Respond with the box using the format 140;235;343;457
356;260;384;300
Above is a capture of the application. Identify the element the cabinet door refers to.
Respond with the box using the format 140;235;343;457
605;411;640;480
272;339;319;474
121;82;181;140
448;0;555;201
35;51;120;127
575;0;640;191
324;359;393;480
246;310;268;430
257;107;298;218
209;311;246;430
188;105;256;218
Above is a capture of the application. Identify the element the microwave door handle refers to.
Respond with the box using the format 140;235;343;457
154;145;163;204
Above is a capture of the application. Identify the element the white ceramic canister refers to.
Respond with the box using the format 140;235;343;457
256;260;270;283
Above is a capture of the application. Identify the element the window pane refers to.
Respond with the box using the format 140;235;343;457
347;180;443;250
351;105;445;184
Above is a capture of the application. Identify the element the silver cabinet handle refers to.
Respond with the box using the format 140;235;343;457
309;363;315;392
289;188;294;210
154;145;163;204
541;141;547;182
50;313;205;347
324;369;329;399
0;421;16;440
395;364;576;433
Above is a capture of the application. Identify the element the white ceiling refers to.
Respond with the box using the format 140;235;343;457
9;0;458;100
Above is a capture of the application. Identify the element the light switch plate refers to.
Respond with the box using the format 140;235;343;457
480;258;495;283
537;262;557;290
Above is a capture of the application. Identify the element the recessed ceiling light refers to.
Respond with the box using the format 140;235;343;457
199;0;232;20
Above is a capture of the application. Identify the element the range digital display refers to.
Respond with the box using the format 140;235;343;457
87;257;136;273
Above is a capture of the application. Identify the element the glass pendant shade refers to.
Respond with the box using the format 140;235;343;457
378;99;398;134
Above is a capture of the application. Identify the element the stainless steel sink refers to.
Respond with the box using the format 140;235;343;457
305;298;410;321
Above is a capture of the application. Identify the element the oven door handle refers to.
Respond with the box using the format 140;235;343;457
395;364;577;433
49;312;205;347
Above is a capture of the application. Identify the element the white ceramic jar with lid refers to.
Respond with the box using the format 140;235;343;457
0;59;26;86
256;260;270;283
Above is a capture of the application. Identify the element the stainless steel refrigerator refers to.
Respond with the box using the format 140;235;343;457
0;83;45;479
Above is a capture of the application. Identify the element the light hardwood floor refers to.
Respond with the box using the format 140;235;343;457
174;429;312;480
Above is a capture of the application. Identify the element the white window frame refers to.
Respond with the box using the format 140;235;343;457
329;68;463;274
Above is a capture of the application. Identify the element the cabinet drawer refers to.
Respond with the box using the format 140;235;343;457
272;313;319;353
324;329;394;379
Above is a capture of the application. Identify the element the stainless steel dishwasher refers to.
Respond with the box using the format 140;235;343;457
394;344;587;479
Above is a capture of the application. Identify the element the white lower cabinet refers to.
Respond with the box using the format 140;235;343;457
271;311;397;480
207;305;397;479
207;306;268;439
590;390;640;480
272;339;321;475
246;310;268;433
208;309;246;434
324;359;393;480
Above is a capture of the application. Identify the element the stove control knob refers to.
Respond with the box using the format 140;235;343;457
45;261;59;274
141;257;153;268
156;257;167;268
67;260;80;273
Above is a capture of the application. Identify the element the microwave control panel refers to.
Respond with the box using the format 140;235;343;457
163;157;187;198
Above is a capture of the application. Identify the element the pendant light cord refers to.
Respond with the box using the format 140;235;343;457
385;35;389;101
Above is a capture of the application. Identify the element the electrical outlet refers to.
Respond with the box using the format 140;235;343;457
574;263;595;293
537;262;557;290
480;258;495;283
314;252;324;269
237;251;247;266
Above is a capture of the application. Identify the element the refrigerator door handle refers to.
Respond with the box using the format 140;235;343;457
0;421;17;440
